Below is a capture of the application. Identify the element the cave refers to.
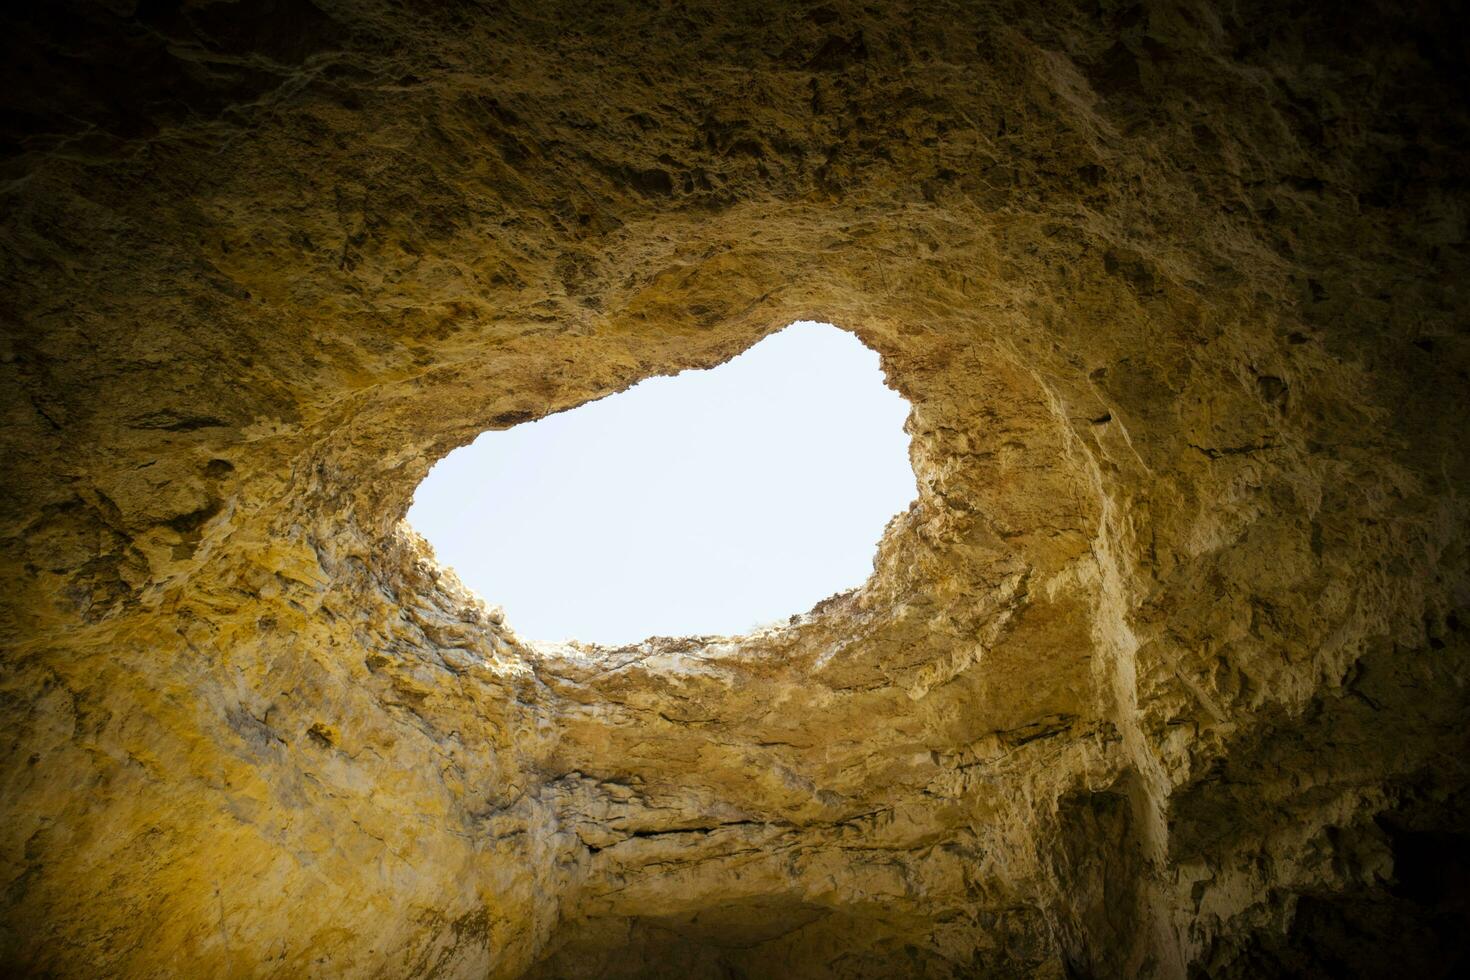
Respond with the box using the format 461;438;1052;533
1;2;1468;978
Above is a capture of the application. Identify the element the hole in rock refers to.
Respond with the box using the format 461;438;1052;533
408;321;915;646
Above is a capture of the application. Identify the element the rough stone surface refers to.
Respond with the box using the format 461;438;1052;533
2;1;1469;977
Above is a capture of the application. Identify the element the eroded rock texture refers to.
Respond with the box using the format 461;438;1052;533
3;1;1469;977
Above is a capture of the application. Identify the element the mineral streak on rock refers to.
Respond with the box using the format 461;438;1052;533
1;1;1468;978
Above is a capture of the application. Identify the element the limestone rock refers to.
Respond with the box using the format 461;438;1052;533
2;1;1468;977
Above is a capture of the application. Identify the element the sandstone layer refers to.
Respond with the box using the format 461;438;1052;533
2;1;1469;977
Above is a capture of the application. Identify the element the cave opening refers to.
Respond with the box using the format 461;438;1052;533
407;320;917;647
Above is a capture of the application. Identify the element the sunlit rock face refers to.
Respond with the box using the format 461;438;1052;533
1;1;1468;978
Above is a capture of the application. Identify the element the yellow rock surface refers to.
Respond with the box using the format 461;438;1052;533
2;1;1468;977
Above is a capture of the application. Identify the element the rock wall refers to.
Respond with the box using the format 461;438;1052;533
2;1;1468;977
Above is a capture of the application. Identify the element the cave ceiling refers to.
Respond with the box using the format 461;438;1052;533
2;1;1469;978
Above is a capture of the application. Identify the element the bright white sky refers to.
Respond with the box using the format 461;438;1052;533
408;321;916;646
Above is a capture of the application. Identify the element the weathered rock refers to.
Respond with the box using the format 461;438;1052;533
2;1;1468;977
